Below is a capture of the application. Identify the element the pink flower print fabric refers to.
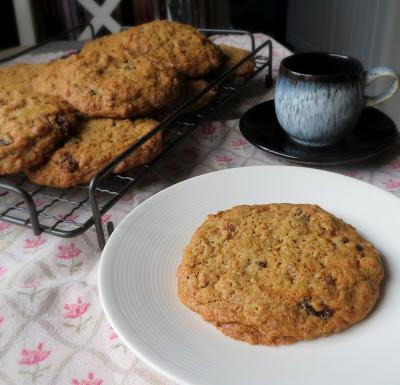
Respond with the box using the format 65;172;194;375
71;372;103;385
64;297;89;319
18;343;51;382
63;297;92;334
2;34;399;385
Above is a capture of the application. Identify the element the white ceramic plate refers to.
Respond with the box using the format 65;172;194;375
99;166;400;385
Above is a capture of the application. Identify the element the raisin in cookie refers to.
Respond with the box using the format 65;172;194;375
26;118;161;187
0;90;79;175
177;204;384;345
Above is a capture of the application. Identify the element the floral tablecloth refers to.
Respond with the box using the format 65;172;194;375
1;33;400;385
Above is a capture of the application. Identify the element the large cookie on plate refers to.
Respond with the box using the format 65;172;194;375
26;118;161;187
177;203;384;345
0;91;78;175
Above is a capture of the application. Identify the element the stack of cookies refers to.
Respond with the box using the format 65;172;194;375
0;20;255;187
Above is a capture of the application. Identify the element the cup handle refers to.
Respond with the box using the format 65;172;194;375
365;67;400;107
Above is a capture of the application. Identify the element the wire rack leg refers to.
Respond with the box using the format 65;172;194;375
88;180;106;249
0;182;42;235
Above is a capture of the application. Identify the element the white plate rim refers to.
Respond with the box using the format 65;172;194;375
98;165;400;385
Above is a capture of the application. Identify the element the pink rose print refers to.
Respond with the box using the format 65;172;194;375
56;243;83;274
63;297;91;333
108;325;127;353
0;265;7;279
58;213;80;222
57;243;81;260
273;48;283;57
18;342;51;382
101;213;112;224
389;159;400;169
232;138;248;150
383;179;400;190
19;342;50;365
0;315;4;339
209;34;225;42
200;121;217;141
34;198;46;208
24;236;47;251
64;297;89;318
21;281;41;289
121;192;135;204
0;220;11;233
342;170;358;177
108;325;118;341
255;33;267;43
21;198;45;210
18;281;45;302
215;155;235;168
72;372;102;385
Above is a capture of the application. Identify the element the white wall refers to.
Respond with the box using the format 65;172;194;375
286;0;400;126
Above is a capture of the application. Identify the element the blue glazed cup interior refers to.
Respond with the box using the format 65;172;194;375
281;52;363;78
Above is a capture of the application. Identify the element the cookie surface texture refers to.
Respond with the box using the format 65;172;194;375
0;91;78;175
177;203;384;345
155;79;217;119
0;63;46;93
119;20;222;78
26;118;161;187
218;44;256;77
34;52;180;118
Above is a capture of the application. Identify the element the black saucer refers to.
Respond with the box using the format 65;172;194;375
239;100;398;166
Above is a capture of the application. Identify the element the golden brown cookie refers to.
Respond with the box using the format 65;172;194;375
180;79;217;111
80;33;125;56
32;55;74;96
177;204;384;345
155;79;217;119
26;118;161;187
218;44;256;77
0;90;79;175
0;62;46;93
89;20;222;78
34;51;181;118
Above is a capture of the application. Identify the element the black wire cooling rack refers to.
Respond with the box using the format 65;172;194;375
0;25;273;249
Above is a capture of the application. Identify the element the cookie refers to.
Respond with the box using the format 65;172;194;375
84;20;222;78
0;90;79;175
32;55;74;96
180;79;217;111
35;51;181;118
0;62;46;93
218;44;256;77
156;79;217;119
80;32;125;56
177;204;384;345
26;118;161;187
